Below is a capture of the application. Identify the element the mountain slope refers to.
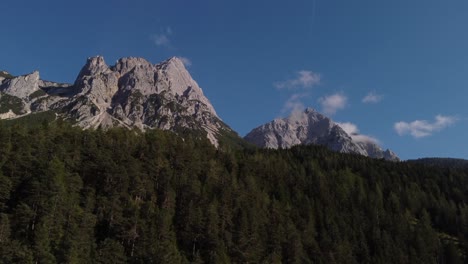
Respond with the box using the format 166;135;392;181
0;56;238;146
245;108;399;161
0;124;465;263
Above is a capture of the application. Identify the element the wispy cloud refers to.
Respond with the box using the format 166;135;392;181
281;93;308;115
318;93;347;115
274;70;321;90
179;56;192;67
337;122;380;144
276;70;321;116
151;27;173;48
153;35;170;46
362;91;383;104
394;115;458;138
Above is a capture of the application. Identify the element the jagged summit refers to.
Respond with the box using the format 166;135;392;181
304;107;316;113
76;56;110;79
157;56;218;116
71;56;217;115
0;56;400;154
165;56;184;64
0;55;236;147
245;108;399;161
0;71;40;99
114;57;154;76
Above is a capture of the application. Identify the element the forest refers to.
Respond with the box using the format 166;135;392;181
0;120;466;263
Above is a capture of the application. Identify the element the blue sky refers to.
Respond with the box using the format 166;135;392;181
1;0;468;160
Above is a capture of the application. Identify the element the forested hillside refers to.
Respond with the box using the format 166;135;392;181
0;121;466;263
408;158;468;169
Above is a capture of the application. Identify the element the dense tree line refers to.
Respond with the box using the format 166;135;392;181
0;121;466;263
409;158;468;169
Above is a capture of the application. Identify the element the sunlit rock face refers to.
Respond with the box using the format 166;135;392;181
0;56;234;147
245;108;399;161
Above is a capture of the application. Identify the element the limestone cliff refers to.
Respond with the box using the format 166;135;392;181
245;108;399;161
0;56;235;147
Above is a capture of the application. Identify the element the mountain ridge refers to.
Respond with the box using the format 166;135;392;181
0;56;237;147
1;57;398;159
244;108;399;161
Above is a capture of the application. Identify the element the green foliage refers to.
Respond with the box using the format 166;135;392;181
408;157;468;169
216;124;254;150
96;239;127;264
28;89;47;100
0;123;466;263
0;71;14;79
0;93;25;114
1;110;57;127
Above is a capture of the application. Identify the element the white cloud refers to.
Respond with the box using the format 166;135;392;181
394;115;458;138
151;27;173;48
318;93;347;115
179;57;192;67
336;122;380;144
362;92;383;104
281;93;307;115
274;70;321;90
153;35;170;46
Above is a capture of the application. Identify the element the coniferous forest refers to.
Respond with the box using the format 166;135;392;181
0;121;467;263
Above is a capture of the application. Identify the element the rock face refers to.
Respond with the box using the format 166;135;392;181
245;108;399;161
0;56;235;147
0;71;40;99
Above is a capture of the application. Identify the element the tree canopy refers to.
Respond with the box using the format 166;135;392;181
0;121;466;263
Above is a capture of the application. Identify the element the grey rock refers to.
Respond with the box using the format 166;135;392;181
40;80;73;97
66;56;226;146
0;56;234;147
77;56;111;77
0;71;40;99
245;108;399;161
356;141;399;161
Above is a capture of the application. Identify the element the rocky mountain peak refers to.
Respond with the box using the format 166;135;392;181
114;57;154;76
155;56;218;117
245;108;399;161
0;55;234;147
304;107;317;114
0;71;40;99
27;70;40;80
72;56;119;105
75;56;110;81
161;56;185;67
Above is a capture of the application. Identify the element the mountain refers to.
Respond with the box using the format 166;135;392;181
0;56;238;147
244;108;399;161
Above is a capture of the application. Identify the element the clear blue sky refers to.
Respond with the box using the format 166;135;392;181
1;0;468;160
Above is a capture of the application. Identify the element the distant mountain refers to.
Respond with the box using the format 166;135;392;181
244;108;399;161
0;56;239;147
407;157;468;169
